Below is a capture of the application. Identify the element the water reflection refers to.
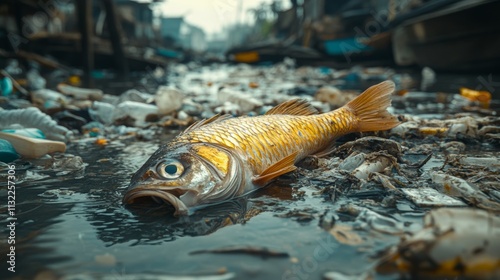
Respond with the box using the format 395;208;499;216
89;197;254;246
84;178;296;246
0;135;304;279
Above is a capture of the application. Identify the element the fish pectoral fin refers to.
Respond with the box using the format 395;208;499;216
252;151;298;186
265;99;318;116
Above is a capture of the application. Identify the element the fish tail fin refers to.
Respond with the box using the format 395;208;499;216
345;80;400;132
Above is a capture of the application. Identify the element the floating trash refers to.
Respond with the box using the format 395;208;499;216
339;203;406;235
0;131;66;158
217;87;263;112
1;57;499;280
0;107;72;141
57;84;103;101
0;138;20;163
431;171;500;211
377;208;500;279
351;152;397;180
401;187;466;207
155;86;184;115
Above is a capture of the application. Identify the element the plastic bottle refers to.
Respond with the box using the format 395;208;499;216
0;107;72;141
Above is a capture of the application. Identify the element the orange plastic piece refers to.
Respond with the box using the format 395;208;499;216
249;81;259;88
233;51;260;63
419;127;448;136
396;89;409;96
95;138;108;146
460;87;491;108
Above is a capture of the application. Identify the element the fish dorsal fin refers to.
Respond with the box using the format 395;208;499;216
252;151;298;186
181;113;233;135
265;99;318;116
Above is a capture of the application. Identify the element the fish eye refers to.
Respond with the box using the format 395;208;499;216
156;159;184;179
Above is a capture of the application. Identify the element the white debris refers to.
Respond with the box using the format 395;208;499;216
351;153;395;180
0;107;72;141
338;152;366;172
401;187;466;207
431;171;500;210
217;88;262;112
155;86;184;115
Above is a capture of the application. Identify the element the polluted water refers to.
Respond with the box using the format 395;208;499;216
0;61;499;280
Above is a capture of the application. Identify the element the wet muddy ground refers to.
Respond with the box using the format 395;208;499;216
1;63;499;280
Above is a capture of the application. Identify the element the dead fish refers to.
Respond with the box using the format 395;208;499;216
123;81;400;215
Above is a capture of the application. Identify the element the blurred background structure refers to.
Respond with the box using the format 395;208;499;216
1;2;500;280
1;0;499;86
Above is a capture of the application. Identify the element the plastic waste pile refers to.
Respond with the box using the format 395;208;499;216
0;58;499;278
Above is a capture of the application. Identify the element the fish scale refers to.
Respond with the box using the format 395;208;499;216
175;108;357;175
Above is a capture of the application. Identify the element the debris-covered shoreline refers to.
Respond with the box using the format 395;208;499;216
1;60;499;279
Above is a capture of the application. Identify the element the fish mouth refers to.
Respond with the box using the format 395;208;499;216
122;189;189;216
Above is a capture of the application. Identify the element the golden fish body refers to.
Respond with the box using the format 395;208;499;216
177;106;356;176
123;81;399;215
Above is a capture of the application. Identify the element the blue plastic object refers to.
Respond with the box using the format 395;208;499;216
323;37;373;56
0;76;13;96
156;48;183;59
0;139;20;163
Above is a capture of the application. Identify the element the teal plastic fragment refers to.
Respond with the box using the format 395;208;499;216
0;139;20;163
1;128;46;139
0;76;13;96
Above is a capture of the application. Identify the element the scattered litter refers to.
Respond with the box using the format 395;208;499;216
372;173;398;191
275;209;317;223
94;253;117;266
351;153;397;180
38;189;75;198
26;68;46;90
155;86;184;115
324;271;372;280
338;152;365;172
0;75;13;96
61;272;236;280
31;88;68;110
431;171;500;210
460;87;491;108
0;139;20;163
217;88;263;112
401;187;466;207
353;208;406;235
420;67;436;91
338;204;406;235
95;138;108;146
1;57;499;280
1;128;45;139
448;155;500;172
0;107;72;141
114;101;159;126
118;89;153;104
57;84;103;100
329;224;364;245
314;86;357;108
190;246;289;258
0;131;66;158
89;101;116;125
334;137;402;159
377;208;500;279
51;154;85;171
418;127;448;137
